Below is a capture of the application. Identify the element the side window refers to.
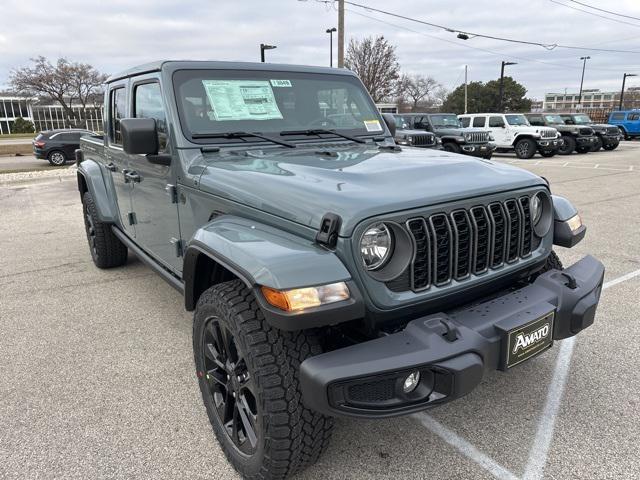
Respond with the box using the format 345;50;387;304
489;116;505;128
628;113;639;121
459;117;470;128
610;112;625;121
528;116;543;126
472;117;486;128
134;82;168;152
109;87;126;146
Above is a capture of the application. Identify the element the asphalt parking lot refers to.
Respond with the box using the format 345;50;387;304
1;143;639;480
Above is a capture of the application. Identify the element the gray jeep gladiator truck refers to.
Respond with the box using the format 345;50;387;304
526;112;597;155
559;113;621;151
394;113;496;158
77;61;604;480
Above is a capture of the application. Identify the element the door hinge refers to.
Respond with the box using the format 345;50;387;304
127;212;137;225
170;237;184;257
166;184;178;204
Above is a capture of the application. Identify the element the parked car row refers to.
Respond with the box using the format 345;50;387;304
389;111;624;159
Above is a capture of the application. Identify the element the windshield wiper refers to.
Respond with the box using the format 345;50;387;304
280;129;367;144
191;131;296;149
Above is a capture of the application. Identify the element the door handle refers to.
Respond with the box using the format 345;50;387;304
124;170;141;183
105;162;117;172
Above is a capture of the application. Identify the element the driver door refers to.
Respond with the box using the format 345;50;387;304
487;116;509;145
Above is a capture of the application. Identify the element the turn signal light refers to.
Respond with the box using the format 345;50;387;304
566;214;582;232
261;282;350;312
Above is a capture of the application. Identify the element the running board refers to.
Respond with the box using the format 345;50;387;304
111;226;184;293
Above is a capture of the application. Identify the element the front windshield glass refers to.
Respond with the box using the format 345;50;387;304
505;114;530;126
394;115;412;129
429;114;461;128
544;114;565;124
173;69;383;143
572;114;592;125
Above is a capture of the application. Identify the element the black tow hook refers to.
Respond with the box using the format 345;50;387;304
561;272;578;289
439;318;459;342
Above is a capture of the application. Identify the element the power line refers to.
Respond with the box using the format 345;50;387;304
565;0;640;22
342;1;640;54
549;0;640;28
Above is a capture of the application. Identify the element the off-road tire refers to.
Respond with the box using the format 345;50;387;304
602;140;619;151
481;153;493;160
442;142;462;154
82;191;128;268
539;151;556;158
558;136;576;155
576;146;590;154
193;280;333;480
539;250;564;274
48;150;67;166
591;136;603;152
618;127;629;140
514;138;536;159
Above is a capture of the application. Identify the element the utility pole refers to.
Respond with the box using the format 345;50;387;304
464;65;468;114
619;73;637;110
338;0;345;68
577;56;590;110
326;28;337;67
499;61;517;112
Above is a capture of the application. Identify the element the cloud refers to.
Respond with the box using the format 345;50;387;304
0;0;639;98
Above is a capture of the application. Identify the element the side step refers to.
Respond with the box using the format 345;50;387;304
111;226;184;293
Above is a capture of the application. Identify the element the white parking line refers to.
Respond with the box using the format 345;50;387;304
414;268;640;480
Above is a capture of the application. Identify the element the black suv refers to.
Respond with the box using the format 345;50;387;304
526;113;597;155
33;129;95;166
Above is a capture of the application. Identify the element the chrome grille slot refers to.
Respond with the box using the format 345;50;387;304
541;129;556;139
488;203;507;268
470;207;491;274
411;134;435;146
518;196;533;257
467;132;490;143
450;210;472;280
402;195;536;292
428;214;453;286
406;218;431;291
607;127;619;135
579;127;593;136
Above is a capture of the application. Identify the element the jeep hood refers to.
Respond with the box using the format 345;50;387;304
193;145;544;235
436;127;484;136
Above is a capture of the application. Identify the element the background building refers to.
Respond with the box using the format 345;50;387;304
0;94;103;134
542;88;640;111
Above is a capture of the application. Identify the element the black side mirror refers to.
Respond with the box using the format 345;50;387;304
121;118;158;155
381;113;396;137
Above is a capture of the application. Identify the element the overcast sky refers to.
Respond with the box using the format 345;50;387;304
1;0;640;99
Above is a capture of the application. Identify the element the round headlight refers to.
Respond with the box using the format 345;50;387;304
531;193;543;225
360;223;393;270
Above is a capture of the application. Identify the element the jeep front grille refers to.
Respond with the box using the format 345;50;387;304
466;131;490;143
579;127;594;136
606;127;619;135
404;197;533;291
411;134;436;146
540;129;556;139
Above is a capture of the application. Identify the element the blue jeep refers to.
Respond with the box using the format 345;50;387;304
608;110;640;139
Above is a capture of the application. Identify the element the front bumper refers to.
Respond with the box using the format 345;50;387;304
599;133;621;145
537;138;563;152
300;255;604;418
461;143;497;156
576;135;597;146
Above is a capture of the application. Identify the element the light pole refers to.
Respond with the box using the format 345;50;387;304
577;56;590;109
326;27;337;67
260;44;277;63
499;61;517;112
619;73;637;110
338;0;345;67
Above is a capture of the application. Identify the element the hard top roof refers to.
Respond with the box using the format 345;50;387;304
107;60;356;83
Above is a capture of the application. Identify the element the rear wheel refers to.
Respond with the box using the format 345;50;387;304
442;142;462;154
48;150;67;166
558;136;576;155
82;191;128;268
514;138;537;159
193;280;333;480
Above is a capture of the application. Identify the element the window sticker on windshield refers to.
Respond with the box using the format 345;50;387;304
202;80;283;121
270;79;292;88
364;119;382;132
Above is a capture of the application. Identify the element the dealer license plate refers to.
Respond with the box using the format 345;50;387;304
505;311;555;368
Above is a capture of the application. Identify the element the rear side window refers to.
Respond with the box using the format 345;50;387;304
488;116;504;127
459;117;470;128
134;82;168;152
610;112;625;121
109;87;126;146
628;113;640;121
473;117;486;128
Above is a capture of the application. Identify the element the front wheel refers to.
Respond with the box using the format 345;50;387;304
603;140;619;151
576;146;591;154
591;137;603;152
558;136;576;155
442;142;462;154
82;191;128;268
514;138;536;159
193;280;333;480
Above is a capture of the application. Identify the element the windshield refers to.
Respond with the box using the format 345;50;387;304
505;114;530;126
544;115;565;124
572;114;592;125
173;69;383;144
429;114;461;128
394;115;413;129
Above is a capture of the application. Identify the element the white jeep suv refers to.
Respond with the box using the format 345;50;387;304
459;113;562;159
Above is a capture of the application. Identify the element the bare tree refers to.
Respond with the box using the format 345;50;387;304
398;74;442;111
10;56;107;128
345;36;400;103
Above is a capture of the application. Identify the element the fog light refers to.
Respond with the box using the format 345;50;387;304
403;371;421;393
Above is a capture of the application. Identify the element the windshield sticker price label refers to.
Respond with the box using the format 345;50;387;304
270;79;292;88
364;120;383;132
202;80;283;121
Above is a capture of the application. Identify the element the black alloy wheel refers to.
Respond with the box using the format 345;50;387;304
515;138;536;159
83;205;98;259
201;316;259;455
